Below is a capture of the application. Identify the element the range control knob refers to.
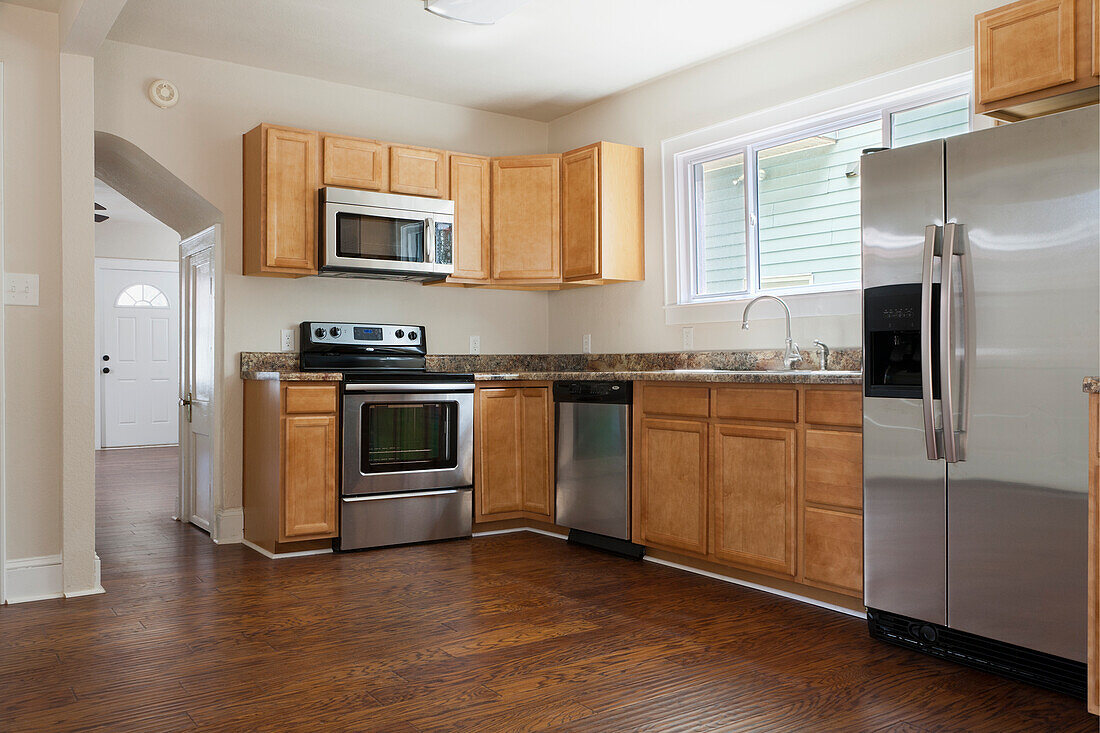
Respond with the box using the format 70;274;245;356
395;329;405;339
329;326;342;338
314;327;326;339
408;331;418;340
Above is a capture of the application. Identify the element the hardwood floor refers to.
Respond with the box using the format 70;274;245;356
0;447;1093;731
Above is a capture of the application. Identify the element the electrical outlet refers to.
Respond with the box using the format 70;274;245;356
682;326;694;350
582;334;591;354
469;335;481;355
4;273;39;306
281;329;295;352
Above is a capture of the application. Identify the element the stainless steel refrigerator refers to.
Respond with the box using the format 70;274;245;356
861;106;1099;694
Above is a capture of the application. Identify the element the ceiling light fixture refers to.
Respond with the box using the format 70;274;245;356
423;0;530;25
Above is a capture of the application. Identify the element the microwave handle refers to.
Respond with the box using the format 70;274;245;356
425;217;435;263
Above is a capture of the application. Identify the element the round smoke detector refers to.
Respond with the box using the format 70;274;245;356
148;79;179;109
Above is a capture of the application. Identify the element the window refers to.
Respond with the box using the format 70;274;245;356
116;283;169;308
679;90;971;304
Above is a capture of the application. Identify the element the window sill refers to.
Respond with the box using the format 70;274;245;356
664;287;860;326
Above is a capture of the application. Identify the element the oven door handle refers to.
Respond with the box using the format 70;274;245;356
343;489;461;502
344;383;473;393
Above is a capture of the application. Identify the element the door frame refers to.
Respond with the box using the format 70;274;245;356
0;61;7;604
93;257;180;451
178;226;223;540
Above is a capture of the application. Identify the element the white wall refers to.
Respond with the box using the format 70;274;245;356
545;0;1005;354
1;4;63;564
92;40;552;523
95;218;179;261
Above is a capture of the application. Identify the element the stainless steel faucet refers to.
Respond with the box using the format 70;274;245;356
813;339;830;371
741;295;802;370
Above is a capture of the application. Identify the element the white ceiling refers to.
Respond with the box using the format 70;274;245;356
94;177;173;230
102;0;869;121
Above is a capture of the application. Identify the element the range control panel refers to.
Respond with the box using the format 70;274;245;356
300;322;424;348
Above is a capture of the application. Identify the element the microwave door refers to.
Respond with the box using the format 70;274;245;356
323;203;440;276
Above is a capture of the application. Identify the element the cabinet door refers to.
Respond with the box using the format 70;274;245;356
520;388;552;517
476;388;523;517
449;154;491;281
282;414;337;539
803;507;863;596
264;126;319;272
491;155;561;282
639;418;708;555
390;145;447;198
561;143;601;281
977;0;1077;104
710;423;796;576
323;135;387;190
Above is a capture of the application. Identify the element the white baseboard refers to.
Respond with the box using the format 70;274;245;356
643;555;865;619
4;554;63;604
241;539;332;559
213;507;244;544
66;554;105;598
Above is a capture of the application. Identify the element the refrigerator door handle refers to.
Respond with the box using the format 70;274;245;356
940;222;962;463
921;223;942;461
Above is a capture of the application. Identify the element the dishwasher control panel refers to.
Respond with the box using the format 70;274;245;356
553;381;632;404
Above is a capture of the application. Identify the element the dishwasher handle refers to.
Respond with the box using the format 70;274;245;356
553;380;633;404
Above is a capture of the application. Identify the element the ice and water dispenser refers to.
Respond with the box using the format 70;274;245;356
863;284;940;399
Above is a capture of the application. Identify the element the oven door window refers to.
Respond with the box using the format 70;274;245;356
336;212;425;262
362;401;457;473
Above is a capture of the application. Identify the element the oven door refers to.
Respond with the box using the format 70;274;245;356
342;384;473;496
323;201;453;278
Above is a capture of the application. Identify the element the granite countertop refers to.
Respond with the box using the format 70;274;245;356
241;370;343;381
1084;377;1099;393
240;349;864;385
472;369;861;384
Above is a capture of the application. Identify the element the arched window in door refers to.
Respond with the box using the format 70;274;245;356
115;283;170;308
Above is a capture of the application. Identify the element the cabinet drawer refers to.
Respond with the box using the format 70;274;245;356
642;384;710;418
805;388;861;427
805;429;862;510
284;384;337;414
713;386;797;423
803;507;862;596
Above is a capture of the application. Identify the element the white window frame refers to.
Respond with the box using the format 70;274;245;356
661;50;991;326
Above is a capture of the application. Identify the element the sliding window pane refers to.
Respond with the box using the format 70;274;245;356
891;95;970;148
756;120;880;290
695;154;747;295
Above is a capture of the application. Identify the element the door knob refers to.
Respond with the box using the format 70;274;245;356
102;367;110;374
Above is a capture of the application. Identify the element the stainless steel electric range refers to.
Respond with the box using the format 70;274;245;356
299;321;473;551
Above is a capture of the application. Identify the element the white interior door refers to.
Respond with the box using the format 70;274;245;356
97;261;180;448
181;238;215;531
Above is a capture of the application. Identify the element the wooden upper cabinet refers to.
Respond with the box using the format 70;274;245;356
448;154;492;282
709;423;797;576
491;155;562;283
323;135;387;190
561;142;644;283
282;414;337;540
243;124;320;277
976;0;1100;120
474;385;552;521
390;144;448;198
639;418;708;555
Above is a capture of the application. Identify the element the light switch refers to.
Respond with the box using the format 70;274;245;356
4;273;39;306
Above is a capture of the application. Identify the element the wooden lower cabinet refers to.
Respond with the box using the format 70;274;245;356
243;381;339;554
710;423;796;575
634;381;864;600
474;383;553;522
638;418;708;555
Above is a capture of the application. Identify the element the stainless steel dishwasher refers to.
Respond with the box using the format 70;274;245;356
554;381;642;557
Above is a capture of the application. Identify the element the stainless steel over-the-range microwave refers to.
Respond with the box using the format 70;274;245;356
319;187;454;280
